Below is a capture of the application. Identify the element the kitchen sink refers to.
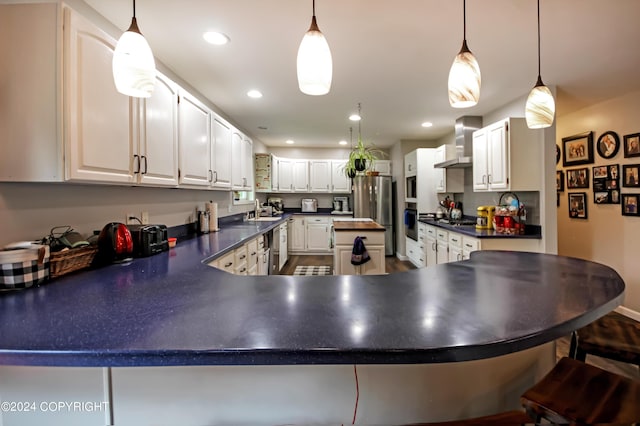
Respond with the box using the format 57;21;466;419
247;217;283;222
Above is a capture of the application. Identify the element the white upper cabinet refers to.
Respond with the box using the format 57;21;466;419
242;136;254;190
292;160;309;192
231;131;254;190
372;160;392;176
405;150;417;177
178;90;211;187
472;118;540;192
211;114;232;189
331;161;351;193
309;160;331;192
65;7;136;184
138;71;179;186
434;145;464;194
278;159;294;192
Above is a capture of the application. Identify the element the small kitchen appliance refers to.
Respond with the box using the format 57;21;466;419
97;222;134;263
126;224;169;257
334;196;349;212
301;198;318;213
268;197;284;215
476;205;496;230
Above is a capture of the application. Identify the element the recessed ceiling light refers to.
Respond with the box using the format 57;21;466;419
339;140;348;146
203;31;230;46
421;121;434;128
286;140;295;145
349;114;361;121
247;90;262;99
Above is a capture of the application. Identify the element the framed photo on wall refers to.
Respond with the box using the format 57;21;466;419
596;131;620;159
566;167;589;189
623;133;640;158
569;193;588;219
622;194;639;216
622;164;640;187
562;131;594;167
592;164;620;204
556;170;564;191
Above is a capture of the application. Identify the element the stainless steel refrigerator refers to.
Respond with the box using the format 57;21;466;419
352;175;395;256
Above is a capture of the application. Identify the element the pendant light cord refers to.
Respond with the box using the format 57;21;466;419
312;0;316;17
357;103;362;142
133;0;136;19
463;0;466;42
537;0;541;78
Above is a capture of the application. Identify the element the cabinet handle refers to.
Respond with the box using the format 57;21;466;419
213;171;218;182
142;156;148;175
133;155;140;174
240;254;246;259
488;174;492;184
451;238;458;243
240;267;247;273
327;184;329;190
432;242;436;251
465;243;473;248
482;175;486;184
457;253;463;261
290;184;293;190
208;170;213;182
224;262;233;267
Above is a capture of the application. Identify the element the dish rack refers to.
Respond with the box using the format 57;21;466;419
493;192;526;235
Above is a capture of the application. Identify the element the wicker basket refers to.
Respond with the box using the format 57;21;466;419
49;246;98;279
493;192;525;235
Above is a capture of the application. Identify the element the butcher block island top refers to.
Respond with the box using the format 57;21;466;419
333;218;386;231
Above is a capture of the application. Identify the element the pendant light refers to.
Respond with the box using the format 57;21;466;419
525;0;555;129
297;0;333;96
112;0;156;98
448;0;481;108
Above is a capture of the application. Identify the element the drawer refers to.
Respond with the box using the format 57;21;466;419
462;236;480;252
234;246;248;266
306;216;330;224
425;225;437;238
257;235;265;250
448;233;462;248
334;230;385;246
216;251;235;273
436;229;448;241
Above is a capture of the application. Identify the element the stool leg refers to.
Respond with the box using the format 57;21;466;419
569;331;578;358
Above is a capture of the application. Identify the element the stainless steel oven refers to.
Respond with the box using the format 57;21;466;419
404;208;418;241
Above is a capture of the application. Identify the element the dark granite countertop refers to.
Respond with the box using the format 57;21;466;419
418;218;542;239
0;219;623;367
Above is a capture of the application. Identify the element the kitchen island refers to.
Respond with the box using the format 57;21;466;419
332;218;386;275
0;219;625;425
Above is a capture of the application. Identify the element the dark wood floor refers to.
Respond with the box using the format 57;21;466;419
280;255;639;380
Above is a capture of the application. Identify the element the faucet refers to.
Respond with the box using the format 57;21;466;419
255;199;261;218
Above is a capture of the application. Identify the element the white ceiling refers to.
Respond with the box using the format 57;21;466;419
84;0;640;148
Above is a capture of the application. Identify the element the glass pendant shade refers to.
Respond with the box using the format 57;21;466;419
448;41;481;108
112;17;156;98
525;77;555;129
297;16;333;96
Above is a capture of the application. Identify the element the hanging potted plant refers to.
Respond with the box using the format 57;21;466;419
342;103;386;177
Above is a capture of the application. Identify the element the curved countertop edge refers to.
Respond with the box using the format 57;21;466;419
0;222;624;367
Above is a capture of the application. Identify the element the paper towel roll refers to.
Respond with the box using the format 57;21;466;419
206;201;219;232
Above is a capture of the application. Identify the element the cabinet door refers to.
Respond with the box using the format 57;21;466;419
139;71;179;186
178;90;211;186
448;245;463;263
426;236;437;267
271;156;280;191
488;120;509;190
372;160;391;176
279;223;288;270
231;131;244;190
309;160;331;192
331;160;351;193
289;217;306;252
292;160;308;192
436;241;449;264
336;246;359;275
242;136;254;190
306;218;331;252
211;115;232;189
360;246;386;275
278;159;293;192
65;8;136;184
434;146;446;192
472;129;489;191
405;150;417;177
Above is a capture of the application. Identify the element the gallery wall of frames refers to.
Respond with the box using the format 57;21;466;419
557;130;640;219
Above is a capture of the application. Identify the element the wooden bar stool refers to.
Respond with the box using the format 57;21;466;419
520;357;640;425
569;311;640;370
409;410;533;425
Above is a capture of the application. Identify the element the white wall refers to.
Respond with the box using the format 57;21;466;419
557;89;640;314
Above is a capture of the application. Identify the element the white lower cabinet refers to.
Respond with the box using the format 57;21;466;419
208;235;266;275
288;216;332;254
436;229;449;265
406;237;424;268
247;238;259;276
334;230;386;275
448;233;463;263
462;236;480;261
279;222;288;271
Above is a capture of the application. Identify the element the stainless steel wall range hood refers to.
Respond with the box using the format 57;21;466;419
434;116;483;168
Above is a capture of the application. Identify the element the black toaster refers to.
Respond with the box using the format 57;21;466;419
126;224;169;257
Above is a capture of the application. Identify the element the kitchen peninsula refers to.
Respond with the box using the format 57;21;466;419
332;218;386;275
0;217;625;425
